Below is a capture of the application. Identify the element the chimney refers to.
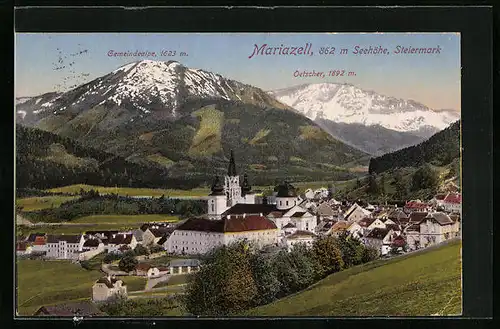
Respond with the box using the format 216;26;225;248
260;213;263;217
243;213;246;218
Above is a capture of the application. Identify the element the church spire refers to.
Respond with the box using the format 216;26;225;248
228;150;237;176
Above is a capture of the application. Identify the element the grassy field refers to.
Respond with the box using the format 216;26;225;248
16;196;79;212
16;259;103;316
72;214;180;224
45;184;210;197
120;276;147;292
245;240;462;316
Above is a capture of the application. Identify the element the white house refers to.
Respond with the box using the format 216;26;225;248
442;193;462;213
419;212;460;247
343;203;372;222
132;224;156;246
165;215;278;255
363;228;395;256
346;222;364;239
92;275;127;302
283;230;317;251
46;235;85;260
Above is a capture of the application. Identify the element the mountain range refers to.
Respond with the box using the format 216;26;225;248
16;60;367;188
269;83;460;155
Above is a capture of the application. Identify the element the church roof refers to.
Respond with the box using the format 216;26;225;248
228;150;237;176
210;175;225;196
221;203;278;216
275;181;298;197
175;216;277;233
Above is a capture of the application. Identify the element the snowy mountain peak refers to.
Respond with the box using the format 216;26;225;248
269;83;460;133
18;60;290;124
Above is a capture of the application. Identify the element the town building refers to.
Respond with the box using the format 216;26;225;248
107;233;137;254
92;275;127;302
165;215;278;255
168;259;201;275
46;235;85;260
342;203;372;222
283;230;317;251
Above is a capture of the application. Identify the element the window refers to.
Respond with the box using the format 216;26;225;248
211;204;215;212
286;201;289;206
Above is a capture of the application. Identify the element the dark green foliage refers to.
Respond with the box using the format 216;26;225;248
149;245;164;254
311;236;344;278
184;241;257;316
336;231;365;268
22;194;205;223
362;246;380;262
249;253;281;305
411;164;438;191
368;120;460;174
366;172;379;195
103;253;122;264
273;245;319;297
99;296;181;316
16;124;204;190
134;244;149;256
118;254;138;273
79;260;92;271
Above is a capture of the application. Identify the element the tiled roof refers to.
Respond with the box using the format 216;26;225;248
176;216;277;233
26;233;45;242
331;221;349;232
392;235;406;247
286;230;316;239
46;234;82;244
16;241;28;251
385;224;401;232
140;223;150;231
406;224;421;232
358;217;376;227
290;212;306;218
427;212;454;226
34;301;105;316
444;193;462;204
83;239;100;247
409;212;429;224
221;203;278;216
434;194;447;200
405;201;429;209
316;203;336;216
366;228;391;240
283;222;296;229
168;259;201;267
95;276;123;288
388;209;409;220
108;234;134;245
85;231;119;240
135;263;152;271
33;236;46;245
449;213;461;222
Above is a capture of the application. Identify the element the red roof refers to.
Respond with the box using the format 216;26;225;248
444;193;462;204
392;235;406;247
435;194;447;200
405;201;428;209
33;236;46;245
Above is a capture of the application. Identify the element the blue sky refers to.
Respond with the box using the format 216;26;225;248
15;33;460;110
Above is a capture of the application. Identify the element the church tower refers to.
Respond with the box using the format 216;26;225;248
224;150;242;207
207;175;228;220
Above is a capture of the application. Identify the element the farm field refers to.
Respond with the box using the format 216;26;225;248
16;259;102;316
45;184;210;197
16;196;79;212
245;240;462;316
17;223;142;236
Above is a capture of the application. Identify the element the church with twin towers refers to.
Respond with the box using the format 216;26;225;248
207;150;257;219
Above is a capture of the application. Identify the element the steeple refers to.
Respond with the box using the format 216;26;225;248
241;173;252;196
228;150;237;176
209;176;225;196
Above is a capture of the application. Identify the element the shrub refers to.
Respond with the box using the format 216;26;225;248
118;254;138;273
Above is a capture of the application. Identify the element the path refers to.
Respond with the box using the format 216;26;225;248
145;274;171;291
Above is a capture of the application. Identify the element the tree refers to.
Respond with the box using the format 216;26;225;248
394;171;407;200
356;178;362;189
311;236;344;278
184;242;257;316
150;245;164;254
134;244;150;256
118;254;138;273
361;246;379;263
411;164;438;191
250;252;280;305
366;172;379;195
337;231;365;268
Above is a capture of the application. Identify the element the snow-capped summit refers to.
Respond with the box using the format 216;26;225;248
269;83;460;133
25;60;287;122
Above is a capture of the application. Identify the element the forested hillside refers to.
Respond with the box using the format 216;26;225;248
16;125;203;190
368;120;460;174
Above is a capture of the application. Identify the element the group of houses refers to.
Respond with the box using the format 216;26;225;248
16;223;175;260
